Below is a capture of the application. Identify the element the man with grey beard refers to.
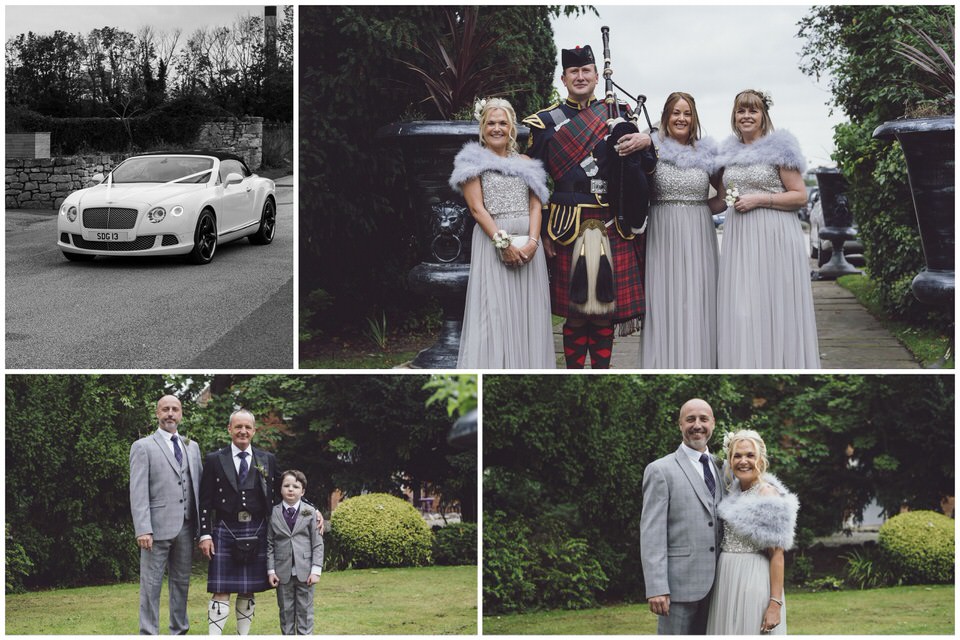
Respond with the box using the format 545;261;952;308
640;398;724;634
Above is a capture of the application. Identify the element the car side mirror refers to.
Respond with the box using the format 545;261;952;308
91;173;105;185
225;172;244;186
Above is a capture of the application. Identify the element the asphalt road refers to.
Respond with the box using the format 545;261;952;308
6;182;294;369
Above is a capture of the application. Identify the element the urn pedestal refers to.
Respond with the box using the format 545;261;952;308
814;168;861;280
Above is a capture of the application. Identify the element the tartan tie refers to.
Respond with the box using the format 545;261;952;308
699;453;716;497
238;451;249;484
171;434;183;466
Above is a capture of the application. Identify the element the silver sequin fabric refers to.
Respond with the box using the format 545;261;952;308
480;171;529;219
723;163;784;196
720;484;766;553
651;161;711;205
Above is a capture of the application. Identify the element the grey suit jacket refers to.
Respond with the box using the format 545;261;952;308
130;430;202;541
640;445;723;602
267;503;325;583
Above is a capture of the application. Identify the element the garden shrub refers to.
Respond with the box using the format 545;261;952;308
842;546;896;589
432;522;477;566
483;511;608;614
5;525;33;594
878;510;954;584
330;493;432;568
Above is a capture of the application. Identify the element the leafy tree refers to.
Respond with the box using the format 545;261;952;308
797;5;955;325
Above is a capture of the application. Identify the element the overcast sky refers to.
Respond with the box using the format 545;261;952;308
552;5;843;168
5;5;268;42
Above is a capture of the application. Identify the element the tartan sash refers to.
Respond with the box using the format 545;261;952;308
546;101;609;179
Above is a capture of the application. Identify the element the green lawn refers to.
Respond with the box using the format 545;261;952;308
837;274;953;368
483;584;954;635
6;565;477;635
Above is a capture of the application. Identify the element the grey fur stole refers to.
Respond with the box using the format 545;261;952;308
655;135;719;175
448;142;550;204
717;129;806;173
717;470;799;550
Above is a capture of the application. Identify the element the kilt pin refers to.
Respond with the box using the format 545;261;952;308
523;97;652;333
199;445;278;594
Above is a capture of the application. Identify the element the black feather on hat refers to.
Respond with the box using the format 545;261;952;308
562;45;595;70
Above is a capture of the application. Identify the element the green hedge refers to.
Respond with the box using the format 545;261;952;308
330;493;432;568
483;511;608;614
7;97;235;155
878;510;954;585
432;522;477;566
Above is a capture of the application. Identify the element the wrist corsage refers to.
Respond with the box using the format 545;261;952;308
492;230;512;250
724;186;740;207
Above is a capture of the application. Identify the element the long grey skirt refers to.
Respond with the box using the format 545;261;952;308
457;215;555;369
717;207;820;368
641;202;718;368
706;551;787;635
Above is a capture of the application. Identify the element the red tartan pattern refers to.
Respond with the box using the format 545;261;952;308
549;208;646;325
546;102;608;178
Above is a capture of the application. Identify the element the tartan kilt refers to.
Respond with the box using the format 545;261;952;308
207;518;270;594
549;207;646;328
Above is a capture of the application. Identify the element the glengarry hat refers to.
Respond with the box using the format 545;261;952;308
561;45;595;70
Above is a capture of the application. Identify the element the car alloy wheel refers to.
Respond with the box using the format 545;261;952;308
250;198;276;245
188;210;217;264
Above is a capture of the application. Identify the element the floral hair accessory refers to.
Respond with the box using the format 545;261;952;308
756;90;773;109
492;229;512;249
473;98;488;121
722;431;735;450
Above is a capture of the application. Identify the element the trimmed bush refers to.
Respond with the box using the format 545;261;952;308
878;510;954;584
330;493;432;568
432;522;478;566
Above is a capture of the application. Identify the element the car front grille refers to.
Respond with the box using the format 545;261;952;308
71;234;157;251
82;207;139;229
161;234;179;246
60;232;70;244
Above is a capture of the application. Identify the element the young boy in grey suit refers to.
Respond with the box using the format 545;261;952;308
267;470;324;635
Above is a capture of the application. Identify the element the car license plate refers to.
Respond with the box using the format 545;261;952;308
82;230;130;241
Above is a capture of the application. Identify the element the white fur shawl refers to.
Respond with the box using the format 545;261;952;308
718;470;799;550
655;135;719;175
717;129;806;173
448;142;550;204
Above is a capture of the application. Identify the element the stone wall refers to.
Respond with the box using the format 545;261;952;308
196;117;263;170
5;155;119;210
4;117;265;210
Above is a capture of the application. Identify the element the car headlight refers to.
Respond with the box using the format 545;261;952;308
147;207;166;223
59;204;78;222
170;205;184;217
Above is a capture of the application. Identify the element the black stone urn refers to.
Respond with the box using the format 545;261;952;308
814;168;861;280
448;408;477;450
873;116;955;307
377;120;529;368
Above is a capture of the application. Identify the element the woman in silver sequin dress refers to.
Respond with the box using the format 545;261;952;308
716;90;820;368
641;92;727;368
449;98;555;368
706;430;799;635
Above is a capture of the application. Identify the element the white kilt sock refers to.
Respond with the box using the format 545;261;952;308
236;595;256;635
207;599;230;635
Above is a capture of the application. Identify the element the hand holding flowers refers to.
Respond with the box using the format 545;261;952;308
724;186;740;207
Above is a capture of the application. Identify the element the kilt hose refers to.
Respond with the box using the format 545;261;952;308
549;208;646;333
207;518;270;594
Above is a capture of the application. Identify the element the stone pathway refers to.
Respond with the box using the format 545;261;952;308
553;276;921;370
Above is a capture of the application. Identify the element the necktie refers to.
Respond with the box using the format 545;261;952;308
285;506;297;531
238;451;249;484
171;434;183;466
699;453;716;498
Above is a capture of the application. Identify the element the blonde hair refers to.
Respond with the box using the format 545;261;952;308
478;98;519;155
722;429;769;488
731;90;774;139
659;91;701;145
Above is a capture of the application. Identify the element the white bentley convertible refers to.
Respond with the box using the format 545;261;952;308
57;151;276;264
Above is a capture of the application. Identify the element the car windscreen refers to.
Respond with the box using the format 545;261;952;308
111;156;214;184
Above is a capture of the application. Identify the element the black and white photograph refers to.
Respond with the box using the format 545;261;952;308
5;5;295;369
